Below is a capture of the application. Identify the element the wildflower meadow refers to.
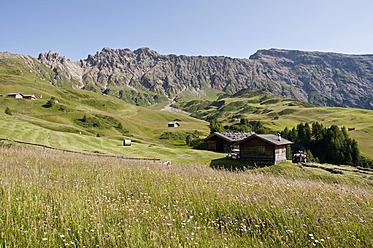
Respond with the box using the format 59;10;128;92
0;145;372;247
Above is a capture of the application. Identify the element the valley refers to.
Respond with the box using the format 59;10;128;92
1;50;373;161
1;48;373;247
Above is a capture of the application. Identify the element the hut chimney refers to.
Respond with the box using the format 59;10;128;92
278;133;281;141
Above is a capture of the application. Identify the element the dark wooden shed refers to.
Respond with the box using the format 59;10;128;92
237;134;293;165
23;94;37;100
7;93;23;99
205;132;254;153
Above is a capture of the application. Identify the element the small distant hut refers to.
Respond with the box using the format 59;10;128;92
123;139;131;146
7;93;23;99
23;95;37;100
168;122;180;127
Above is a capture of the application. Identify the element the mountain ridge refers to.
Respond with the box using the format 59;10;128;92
5;47;373;109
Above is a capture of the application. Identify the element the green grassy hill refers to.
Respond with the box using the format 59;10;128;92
0;53;225;163
1;52;373;247
1;53;372;162
0;54;210;144
172;89;373;159
0;112;221;164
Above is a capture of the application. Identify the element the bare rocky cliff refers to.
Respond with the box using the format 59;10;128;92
37;48;373;109
38;50;84;88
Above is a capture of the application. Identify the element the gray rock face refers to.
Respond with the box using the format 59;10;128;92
249;49;373;109
38;48;373;109
38;50;84;88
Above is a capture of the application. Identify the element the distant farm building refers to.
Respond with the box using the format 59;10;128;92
168;122;180;127
23;95;37;100
6;93;37;100
237;134;293;165
205;132;254;153
348;127;355;131
7;93;24;99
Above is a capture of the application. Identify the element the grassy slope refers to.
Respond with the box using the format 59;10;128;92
0;111;223;164
1;53;372;247
0;55;215;163
174;90;373;159
0;54;372;163
0;146;372;247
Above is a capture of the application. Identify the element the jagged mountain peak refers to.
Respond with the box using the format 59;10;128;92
94;47;160;58
34;47;373;109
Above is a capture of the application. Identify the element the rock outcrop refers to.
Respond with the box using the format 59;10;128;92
38;50;84;88
37;48;373;109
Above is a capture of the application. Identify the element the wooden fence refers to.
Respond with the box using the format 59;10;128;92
0;138;161;162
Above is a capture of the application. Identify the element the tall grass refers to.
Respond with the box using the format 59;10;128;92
0;145;372;247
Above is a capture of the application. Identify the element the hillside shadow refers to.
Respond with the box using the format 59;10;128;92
209;158;272;171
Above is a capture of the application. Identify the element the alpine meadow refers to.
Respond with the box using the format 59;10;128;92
0;47;373;247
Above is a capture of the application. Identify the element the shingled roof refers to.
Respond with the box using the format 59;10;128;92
205;132;255;143
237;134;293;146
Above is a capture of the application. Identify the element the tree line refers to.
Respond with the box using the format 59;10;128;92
281;122;372;168
209;118;270;134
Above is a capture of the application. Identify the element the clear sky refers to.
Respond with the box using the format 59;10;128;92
1;0;373;61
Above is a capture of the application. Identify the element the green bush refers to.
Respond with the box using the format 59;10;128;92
42;97;56;108
5;107;11;115
75;115;108;129
209;118;225;133
159;131;187;140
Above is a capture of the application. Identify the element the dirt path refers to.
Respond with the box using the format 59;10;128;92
161;100;188;114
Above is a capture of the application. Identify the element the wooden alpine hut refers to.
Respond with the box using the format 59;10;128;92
237;133;293;165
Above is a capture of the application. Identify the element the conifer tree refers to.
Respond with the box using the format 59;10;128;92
312;122;324;141
5;107;11;115
281;121;362;167
209;118;225;133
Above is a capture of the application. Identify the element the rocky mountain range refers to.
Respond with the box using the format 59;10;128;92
29;48;373;110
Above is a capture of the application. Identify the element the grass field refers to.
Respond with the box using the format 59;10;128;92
173;90;373;159
0;54;211;148
0;111;224;165
1;54;373;161
0;145;372;247
1;52;373;247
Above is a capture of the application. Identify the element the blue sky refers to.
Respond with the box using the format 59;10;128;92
1;0;373;61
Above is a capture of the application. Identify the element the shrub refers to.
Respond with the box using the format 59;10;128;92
186;134;193;145
159;131;187;140
209;118;225;133
42;97;56;108
188;138;208;149
5;107;11;115
75;115;108;129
